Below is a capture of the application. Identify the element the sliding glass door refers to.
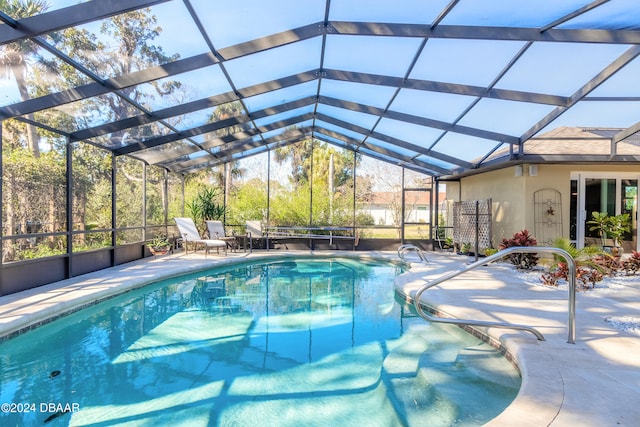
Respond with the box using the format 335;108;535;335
575;173;638;251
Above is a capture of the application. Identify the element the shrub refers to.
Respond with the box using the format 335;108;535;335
622;250;640;275
186;186;226;233
484;247;498;257
540;237;609;290
499;229;538;269
459;242;471;255
592;253;622;275
541;262;604;290
551;237;608;271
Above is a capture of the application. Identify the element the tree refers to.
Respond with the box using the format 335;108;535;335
0;0;50;157
225;177;267;225
272;139;357;225
274;138;355;187
2;7;184;260
55;9;181;240
49;8;181;146
1;121;67;261
274;138;309;185
210;101;246;197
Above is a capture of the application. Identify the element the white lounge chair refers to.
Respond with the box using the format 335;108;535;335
174;217;227;256
205;220;238;251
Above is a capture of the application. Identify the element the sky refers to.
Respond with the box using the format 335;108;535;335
3;0;640;169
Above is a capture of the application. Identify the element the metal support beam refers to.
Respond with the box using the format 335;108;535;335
316;113;473;169
613;121;640;145
330;20;640;45
66;137;73;276
111;154;117;261
142;164;147;243
323;69;568;106
319;95;520;144
0;123;3;267
0;0;171;44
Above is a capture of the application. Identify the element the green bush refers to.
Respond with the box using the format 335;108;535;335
186;186;226;232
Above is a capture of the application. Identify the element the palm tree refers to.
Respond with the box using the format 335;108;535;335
273;135;313;185
211;101;246;197
0;0;50;157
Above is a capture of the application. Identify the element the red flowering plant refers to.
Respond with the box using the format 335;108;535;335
541;262;604;290
499;229;538;269
622;250;640;275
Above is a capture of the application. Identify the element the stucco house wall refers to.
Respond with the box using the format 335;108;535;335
446;163;640;249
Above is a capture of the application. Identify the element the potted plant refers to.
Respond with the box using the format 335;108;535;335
587;212;631;254
605;213;631;255
147;236;171;255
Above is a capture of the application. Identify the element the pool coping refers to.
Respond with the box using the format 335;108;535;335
1;250;639;426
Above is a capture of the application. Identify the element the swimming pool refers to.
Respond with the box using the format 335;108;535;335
0;257;520;426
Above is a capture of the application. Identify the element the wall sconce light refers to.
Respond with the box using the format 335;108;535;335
529;164;538;176
515;165;523;176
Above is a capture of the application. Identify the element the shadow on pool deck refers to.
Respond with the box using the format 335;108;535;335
1;250;639;426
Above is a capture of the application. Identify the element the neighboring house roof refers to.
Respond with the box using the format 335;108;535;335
481;126;640;164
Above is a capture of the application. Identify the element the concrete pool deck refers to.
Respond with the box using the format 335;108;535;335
0;250;639;426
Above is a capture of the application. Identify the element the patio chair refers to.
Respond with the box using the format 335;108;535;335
174;217;227;256
206;220;238;251
246;220;264;251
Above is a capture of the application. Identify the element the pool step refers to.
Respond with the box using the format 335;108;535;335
454;344;521;389
382;325;521;427
382;326;465;426
413;342;521;424
382;328;431;376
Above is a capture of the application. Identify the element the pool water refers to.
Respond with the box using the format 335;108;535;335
0;257;520;426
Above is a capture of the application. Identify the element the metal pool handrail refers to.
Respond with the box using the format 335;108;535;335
397;244;429;263
413;246;577;344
